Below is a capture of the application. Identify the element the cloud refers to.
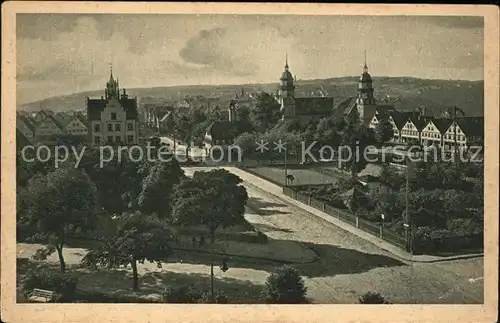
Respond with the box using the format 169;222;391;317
179;27;258;77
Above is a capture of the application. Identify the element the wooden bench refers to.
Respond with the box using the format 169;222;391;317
28;288;54;303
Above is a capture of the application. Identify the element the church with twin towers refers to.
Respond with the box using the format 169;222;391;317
275;53;394;126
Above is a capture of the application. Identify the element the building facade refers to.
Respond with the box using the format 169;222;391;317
86;70;140;146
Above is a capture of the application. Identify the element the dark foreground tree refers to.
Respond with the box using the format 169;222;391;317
260;265;307;304
359;292;390;304
20;166;98;273
172;169;248;243
137;159;185;217
82;212;176;290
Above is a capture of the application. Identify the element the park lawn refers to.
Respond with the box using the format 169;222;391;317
16;258;264;304
246;165;340;186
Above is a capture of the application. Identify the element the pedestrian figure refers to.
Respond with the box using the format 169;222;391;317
192;236;197;248
199;235;205;247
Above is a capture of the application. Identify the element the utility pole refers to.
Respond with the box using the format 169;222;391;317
284;141;288;186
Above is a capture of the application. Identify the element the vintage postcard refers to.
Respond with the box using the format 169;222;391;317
1;2;498;322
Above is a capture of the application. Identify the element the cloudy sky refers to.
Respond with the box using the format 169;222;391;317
17;14;483;104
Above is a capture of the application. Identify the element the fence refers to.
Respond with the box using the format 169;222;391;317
283;186;407;250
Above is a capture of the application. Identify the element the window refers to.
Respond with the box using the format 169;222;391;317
94;136;100;144
116;136;121;143
107;124;113;131
127;135;134;143
107;136;113;143
111;113;117;120
115;124;121;132
127;123;133;131
94;124;100;132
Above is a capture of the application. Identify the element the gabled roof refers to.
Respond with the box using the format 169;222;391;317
87;98;139;121
75;112;87;125
430;118;454;134
36;114;64;130
456;117;484;137
408;115;434;131
16;129;32;148
336;97;357;117
17;115;36;133
295;97;335;116
54;112;74;128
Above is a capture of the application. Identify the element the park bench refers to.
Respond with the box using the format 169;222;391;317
28;288;54;303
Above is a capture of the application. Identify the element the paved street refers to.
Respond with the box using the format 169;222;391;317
16;166;484;304
182;166;484;304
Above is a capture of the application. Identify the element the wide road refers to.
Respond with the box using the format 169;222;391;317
183;166;484;304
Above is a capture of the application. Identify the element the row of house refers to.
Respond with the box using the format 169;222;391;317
16;109;88;146
368;106;483;149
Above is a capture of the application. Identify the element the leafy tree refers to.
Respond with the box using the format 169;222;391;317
20;166;98;272
172;169;248;243
250;92;281;132
374;118;394;145
359;292;389;304
137;159;185;218
340;115;377;178
260;265;307;304
233;132;258;160
82;213;176;290
316;116;342;149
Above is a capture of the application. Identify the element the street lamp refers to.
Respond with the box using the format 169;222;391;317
380;214;385;239
210;257;229;303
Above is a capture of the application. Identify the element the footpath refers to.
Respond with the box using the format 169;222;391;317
224;166;484;264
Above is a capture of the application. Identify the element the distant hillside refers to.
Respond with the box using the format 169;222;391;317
18;77;484;117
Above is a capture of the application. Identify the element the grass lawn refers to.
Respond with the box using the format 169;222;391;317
17;258;265;304
246;165;340;186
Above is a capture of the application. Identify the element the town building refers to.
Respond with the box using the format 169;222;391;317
33;115;64;139
16;115;36;141
443;117;484;149
86;69;139;146
420;118;453;147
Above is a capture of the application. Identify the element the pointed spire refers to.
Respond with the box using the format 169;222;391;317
285;53;289;69
363;48;368;73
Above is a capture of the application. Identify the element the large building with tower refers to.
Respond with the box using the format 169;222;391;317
277;55;394;126
86;69;140;146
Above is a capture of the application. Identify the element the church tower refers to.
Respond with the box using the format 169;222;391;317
105;65;120;100
279;55;296;119
355;51;376;121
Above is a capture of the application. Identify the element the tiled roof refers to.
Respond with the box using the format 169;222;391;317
431;118;454;134
54;112;74;128
409;115;434;131
456;117;483;137
87;98;139;121
75;112;88;125
17;115;36;133
295;97;335;116
334;97;357;116
16;129;32;147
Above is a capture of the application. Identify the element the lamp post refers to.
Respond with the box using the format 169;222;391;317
284;141;288;187
380;214;385;239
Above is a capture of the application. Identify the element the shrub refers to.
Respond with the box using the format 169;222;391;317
260;265;307;304
162;286;202;303
358;292;389;304
23;267;78;302
200;290;229;304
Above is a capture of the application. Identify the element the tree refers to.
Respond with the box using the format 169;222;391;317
374;118;394;145
250;92;281;132
137;159;185;218
233;132;258;160
359;292;389;304
20;166;98;272
260;265;307;304
82;212;176;290
172;169;248;241
340;113;377;178
316;116;342;149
